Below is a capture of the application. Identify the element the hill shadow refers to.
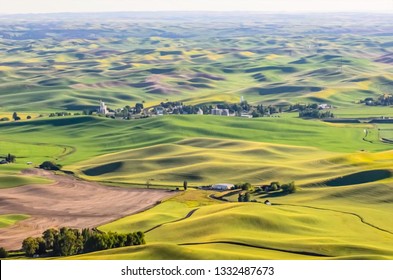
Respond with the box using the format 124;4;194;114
325;169;392;187
83;162;123;176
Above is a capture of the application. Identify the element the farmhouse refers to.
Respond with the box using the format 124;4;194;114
211;107;230;116
211;183;234;190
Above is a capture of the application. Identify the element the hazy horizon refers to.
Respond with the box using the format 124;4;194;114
1;0;392;15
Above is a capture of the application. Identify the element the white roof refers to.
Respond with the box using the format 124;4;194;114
212;183;234;187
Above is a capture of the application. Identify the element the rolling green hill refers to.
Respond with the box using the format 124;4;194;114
0;115;391;186
1;14;392;112
67;183;393;260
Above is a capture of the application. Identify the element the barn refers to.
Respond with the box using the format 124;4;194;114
211;183;234;190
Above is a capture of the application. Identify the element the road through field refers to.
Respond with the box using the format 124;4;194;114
0;169;175;250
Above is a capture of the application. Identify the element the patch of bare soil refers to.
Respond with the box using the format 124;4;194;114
0;169;175;250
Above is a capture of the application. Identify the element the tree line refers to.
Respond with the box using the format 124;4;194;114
299;109;334;119
22;227;145;257
237;181;297;203
361;94;393;106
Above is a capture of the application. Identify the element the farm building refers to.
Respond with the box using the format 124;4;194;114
211;183;234;190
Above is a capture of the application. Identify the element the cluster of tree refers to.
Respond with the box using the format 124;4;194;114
238;192;251;202
281;182;297;194
113;103;145;118
234;182;252;191
22;227;145;257
361;95;393;106
0;247;8;258
289;103;319;111
267;181;280;191
299;109;334;119
49;112;72;117
39;161;61;171
159;102;210;115
259;181;296;194
216;102;251;114
251;104;281;117
159;101;183;109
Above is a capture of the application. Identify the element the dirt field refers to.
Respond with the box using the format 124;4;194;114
0;169;175;250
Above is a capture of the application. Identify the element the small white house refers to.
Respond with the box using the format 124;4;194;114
211;183;234;190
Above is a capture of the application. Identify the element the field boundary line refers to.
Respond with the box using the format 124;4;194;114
276;203;393;235
179;240;331;257
144;208;199;233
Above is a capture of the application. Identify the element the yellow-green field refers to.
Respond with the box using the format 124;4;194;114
0;214;30;228
72;138;393;187
67;181;393;260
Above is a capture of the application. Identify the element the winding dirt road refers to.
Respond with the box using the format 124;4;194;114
0;169;174;250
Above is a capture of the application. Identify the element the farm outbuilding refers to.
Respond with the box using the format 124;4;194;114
211;183;234;190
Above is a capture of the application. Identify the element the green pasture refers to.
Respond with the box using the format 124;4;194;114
333;105;393;118
0;115;391;186
0;175;53;189
378;124;393;141
0;214;30;228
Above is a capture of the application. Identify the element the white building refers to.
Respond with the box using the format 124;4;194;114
211;183;234;190
155;107;164;116
98;100;108;115
211;107;230;116
197;108;204;115
318;104;331;109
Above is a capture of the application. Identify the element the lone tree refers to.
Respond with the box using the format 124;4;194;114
12;112;21;121
6;153;16;163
